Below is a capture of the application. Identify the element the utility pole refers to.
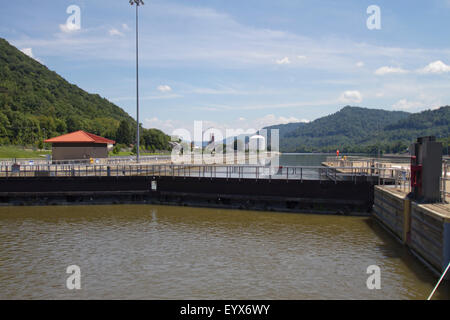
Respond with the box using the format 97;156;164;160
130;0;144;162
377;120;380;158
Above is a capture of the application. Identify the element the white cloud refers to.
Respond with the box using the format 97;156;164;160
144;117;181;134
356;61;364;68
20;48;34;58
373;60;450;77
144;118;236;139
391;93;442;111
193;96;338;112
59;23;80;33
392;99;423;110
297;55;307;60
109;28;124;37
9;1;450;120
122;24;130;31
194;98;337;111
182;85;294;96
419;60;450;74
254;114;308;128
157;85;172;93
20;47;42;63
13;1;450;74
187;86;240;95
112;93;181;102
276;57;291;65
338;90;362;104
374;66;408;75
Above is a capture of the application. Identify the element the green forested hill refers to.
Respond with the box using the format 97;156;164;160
0;38;170;151
265;106;450;154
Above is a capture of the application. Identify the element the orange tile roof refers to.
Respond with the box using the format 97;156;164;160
44;130;116;144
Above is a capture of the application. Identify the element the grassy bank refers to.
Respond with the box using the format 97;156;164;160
0;146;169;159
0;146;51;159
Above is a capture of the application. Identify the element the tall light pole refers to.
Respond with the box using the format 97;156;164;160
130;0;144;162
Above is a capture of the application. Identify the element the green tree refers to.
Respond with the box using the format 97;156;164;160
116;120;133;145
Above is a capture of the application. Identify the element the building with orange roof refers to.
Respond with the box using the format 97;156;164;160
44;130;115;161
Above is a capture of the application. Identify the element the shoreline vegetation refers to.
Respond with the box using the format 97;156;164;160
0;145;172;159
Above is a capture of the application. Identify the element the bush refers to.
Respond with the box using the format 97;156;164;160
112;144;121;154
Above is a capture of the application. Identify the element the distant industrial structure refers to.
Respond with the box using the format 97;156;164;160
44;130;115;161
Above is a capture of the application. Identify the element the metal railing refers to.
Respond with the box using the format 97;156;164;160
325;157;450;203
325;155;412;165
1;155;447;201
0;155;172;166
0;163;407;183
0;152;270;166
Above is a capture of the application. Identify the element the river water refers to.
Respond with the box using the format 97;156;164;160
0;154;448;299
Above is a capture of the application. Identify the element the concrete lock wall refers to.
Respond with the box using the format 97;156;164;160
373;186;450;276
0;176;374;214
372;186;410;243
410;203;450;274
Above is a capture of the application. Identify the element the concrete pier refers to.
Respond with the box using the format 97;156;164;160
373;185;450;277
373;186;410;243
410;202;450;276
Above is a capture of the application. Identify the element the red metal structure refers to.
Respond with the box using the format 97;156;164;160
410;155;422;196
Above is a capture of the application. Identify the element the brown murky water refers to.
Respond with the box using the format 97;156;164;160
0;204;448;299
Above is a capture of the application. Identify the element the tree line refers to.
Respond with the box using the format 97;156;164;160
266;106;450;155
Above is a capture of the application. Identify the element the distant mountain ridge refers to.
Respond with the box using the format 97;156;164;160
264;106;450;154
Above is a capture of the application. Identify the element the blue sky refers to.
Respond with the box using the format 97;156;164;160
2;0;450;135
